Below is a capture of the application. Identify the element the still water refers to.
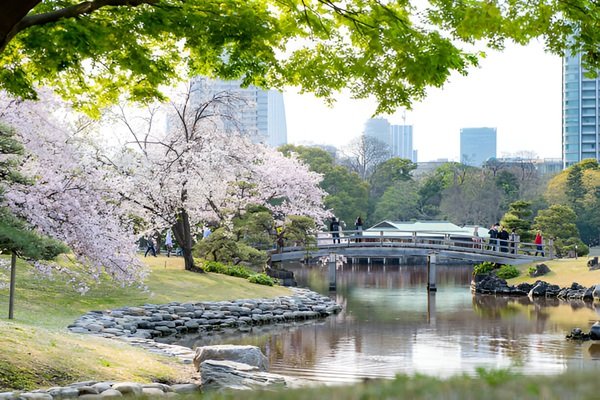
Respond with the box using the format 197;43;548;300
171;263;600;384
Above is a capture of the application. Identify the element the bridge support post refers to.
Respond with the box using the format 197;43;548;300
427;253;437;292
328;253;337;291
427;291;436;324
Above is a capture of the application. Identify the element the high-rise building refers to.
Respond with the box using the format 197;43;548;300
390;124;417;162
364;118;391;146
563;52;599;167
460;127;497;167
363;118;417;162
190;77;287;147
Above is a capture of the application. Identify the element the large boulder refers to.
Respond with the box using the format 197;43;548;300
592;285;600;301
591;322;600;340
193;345;268;372
199;360;286;391
529;263;551;278
529;281;549;297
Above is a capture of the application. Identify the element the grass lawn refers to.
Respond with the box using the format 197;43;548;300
507;257;600;288
0;255;290;391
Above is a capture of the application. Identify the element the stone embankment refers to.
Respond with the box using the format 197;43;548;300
472;274;600;301
67;288;341;363
0;288;341;399
0;382;200;400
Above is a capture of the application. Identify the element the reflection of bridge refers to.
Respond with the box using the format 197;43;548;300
271;230;550;265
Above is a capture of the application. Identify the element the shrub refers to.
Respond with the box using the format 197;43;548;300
473;261;496;275
527;266;537;276
248;273;275;286
202;260;228;274
495;264;519;279
201;260;254;279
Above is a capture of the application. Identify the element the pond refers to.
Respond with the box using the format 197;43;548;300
169;263;600;384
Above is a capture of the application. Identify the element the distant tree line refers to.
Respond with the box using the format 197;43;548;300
280;142;599;256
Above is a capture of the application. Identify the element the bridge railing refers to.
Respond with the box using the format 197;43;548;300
303;229;551;259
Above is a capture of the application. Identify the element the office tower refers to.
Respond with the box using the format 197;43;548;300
563;52;599;167
390;124;416;162
190;77;287;147
460;127;497;167
364;118;391;147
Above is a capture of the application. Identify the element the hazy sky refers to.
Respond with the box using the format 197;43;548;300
284;40;562;162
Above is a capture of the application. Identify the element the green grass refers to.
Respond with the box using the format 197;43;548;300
508;257;600;288
0;254;290;329
0;255;290;391
195;369;600;400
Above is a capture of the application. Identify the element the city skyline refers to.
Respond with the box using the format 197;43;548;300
284;41;562;162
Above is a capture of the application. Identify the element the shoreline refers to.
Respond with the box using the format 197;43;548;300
0;288;342;399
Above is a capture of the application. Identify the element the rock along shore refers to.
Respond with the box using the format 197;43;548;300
472;273;600;301
0;288;342;399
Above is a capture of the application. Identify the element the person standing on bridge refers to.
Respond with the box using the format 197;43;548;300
498;226;509;253
509;228;520;254
355;216;363;243
488;224;499;252
534;230;544;257
330;217;340;244
472;226;481;249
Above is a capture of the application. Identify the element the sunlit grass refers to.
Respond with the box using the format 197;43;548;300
0;254;290;391
508;258;600;288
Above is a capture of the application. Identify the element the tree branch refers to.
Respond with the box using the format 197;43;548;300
1;0;158;53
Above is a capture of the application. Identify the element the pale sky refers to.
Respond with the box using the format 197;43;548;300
284;40;562;162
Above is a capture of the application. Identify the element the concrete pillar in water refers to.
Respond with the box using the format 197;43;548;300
427;253;437;292
328;253;337;291
427;291;437;324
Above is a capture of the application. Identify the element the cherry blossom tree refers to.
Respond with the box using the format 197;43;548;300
99;82;329;271
0;91;146;291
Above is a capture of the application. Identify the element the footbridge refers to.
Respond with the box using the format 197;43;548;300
270;230;551;265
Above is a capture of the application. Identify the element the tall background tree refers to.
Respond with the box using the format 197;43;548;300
340;136;391;181
99;84;328;271
279;144;368;228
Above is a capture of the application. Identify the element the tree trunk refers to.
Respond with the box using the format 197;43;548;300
172;208;203;272
154;231;162;255
0;1;41;52
8;251;16;319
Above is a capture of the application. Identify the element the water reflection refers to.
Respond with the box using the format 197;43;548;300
169;263;600;383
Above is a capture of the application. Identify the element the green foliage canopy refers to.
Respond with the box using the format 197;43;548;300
279;144;368;226
3;0;600;114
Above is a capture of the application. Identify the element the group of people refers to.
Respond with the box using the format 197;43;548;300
485;224;545;256
144;230;175;257
329;216;363;244
486;223;518;254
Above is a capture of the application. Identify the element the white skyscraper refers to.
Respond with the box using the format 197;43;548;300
364;118;416;162
191;77;287;147
390;124;416;162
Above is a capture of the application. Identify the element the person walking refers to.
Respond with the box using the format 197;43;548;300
534;230;544;256
144;236;157;257
355;216;363;243
165;230;173;257
330;217;340;244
